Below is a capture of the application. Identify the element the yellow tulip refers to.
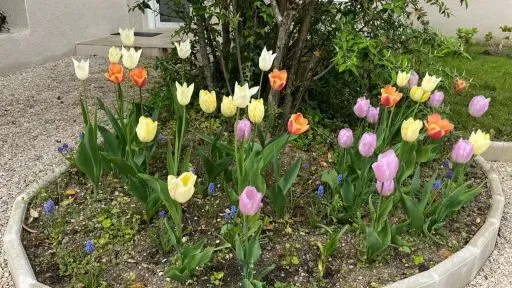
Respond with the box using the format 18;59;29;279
168;172;197;203
176;82;194;106
421;73;442;92
119;27;135;47
199;90;217;113
248;98;265;123
396;71;411;87
469;130;491;155
108;47;122;64
410;86;431;103
136;116;158;142
221;96;237;117
401;118;423;142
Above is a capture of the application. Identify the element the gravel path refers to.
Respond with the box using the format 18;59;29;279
0;58;510;287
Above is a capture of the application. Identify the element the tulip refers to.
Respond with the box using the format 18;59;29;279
408;71;419;88
72;58;89;81
221;96;237;117
359;132;377;157
337;128;354;148
136;116;158;142
108;47;122;64
287;113;309;135
425;113;454;140
428;91;444;108
469;130;491;155
175;82;194;106
248;98;265;124
372;149;400;182
119;27;135;47
236;119;252;143
380;85;402;108
233;82;259;108
199;90;217;113
366;106;379;124
421;73;442;92
269;69;288;91
105;63;125;83
376;180;395;196
239;186;263;216
453;77;466;92
451;139;474;164
353;96;371;118
410;86;431;102
259;47;277;72
174;39;191;59
129;67;148;88
396;71;411;87
468;95;490;117
401;118;423;142
168;172;197;203
121;47;142;70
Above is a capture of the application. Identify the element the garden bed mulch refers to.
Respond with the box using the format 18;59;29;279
21;146;490;288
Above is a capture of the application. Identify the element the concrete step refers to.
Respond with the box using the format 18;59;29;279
75;31;178;57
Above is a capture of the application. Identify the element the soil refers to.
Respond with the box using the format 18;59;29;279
21;143;491;288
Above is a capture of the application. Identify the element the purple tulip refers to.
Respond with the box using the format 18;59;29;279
468;96;490;117
451;139;474;164
376;180;395;196
366;107;380;124
337;128;354;148
236;119;252;143
407;71;419;88
239;186;263;216
372;149;400;182
353;97;371;118
358;132;377;157
428;91;444;108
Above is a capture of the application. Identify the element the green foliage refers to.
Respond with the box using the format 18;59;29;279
317;226;348;277
75;106;102;190
456;27;478;49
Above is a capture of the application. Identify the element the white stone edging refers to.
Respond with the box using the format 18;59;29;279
481;141;512;162
2;153;505;288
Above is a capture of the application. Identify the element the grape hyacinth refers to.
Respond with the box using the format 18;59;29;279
225;205;237;221
442;160;451;169
43;199;55;214
315;185;325;199
446;170;454;180
208;182;216;195
158;133;165;142
57;143;72;154
158;209;168;218
84;240;95;254
433;179;442;190
337;174;344;185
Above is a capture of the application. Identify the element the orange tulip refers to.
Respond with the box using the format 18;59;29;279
105;63;125;84
269;69;288;91
130;67;148;88
452;77;466;93
425;113;454;140
380;85;402;107
287;113;309;135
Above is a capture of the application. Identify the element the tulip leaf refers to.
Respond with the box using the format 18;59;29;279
246;229;262;265
365;221;391;260
98;125;120;157
401;193;424;233
75;111;102;190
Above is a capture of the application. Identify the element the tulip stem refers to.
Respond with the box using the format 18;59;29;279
139;87;142;103
386;107;395;144
257;72;264;99
234;109;241;192
175;105;187;174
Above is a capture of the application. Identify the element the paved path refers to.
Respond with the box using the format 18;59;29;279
0;58;510;287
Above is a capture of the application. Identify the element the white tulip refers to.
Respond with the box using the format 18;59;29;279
72;58;89;81
421;73;442;93
119;27;135;47
175;82;195;106
121;47;142;70
108;47;122;63
174;39;191;59
233;82;259;108
258;47;277;71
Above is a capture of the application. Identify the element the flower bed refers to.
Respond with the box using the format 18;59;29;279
7;30;498;288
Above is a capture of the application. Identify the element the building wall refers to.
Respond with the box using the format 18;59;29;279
0;0;130;74
424;0;512;42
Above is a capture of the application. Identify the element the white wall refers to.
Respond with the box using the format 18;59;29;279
0;0;130;74
424;0;512;42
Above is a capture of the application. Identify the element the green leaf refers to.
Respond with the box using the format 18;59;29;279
246;230;262;265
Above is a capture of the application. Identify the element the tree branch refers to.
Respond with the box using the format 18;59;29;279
270;0;283;24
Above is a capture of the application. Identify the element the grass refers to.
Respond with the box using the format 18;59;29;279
438;46;512;140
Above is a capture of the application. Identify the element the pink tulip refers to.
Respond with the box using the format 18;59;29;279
407;71;419;88
337;128;354;148
376;180;395;196
366;106;380;124
372;149;400;182
451;139;474;164
428;91;444;108
353;97;371;118
468;95;490;117
236;119;252;143
358;132;377;157
239;186;263;216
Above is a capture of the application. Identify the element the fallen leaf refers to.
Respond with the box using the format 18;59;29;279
65;187;77;197
22;224;37;233
438;249;453;259
29;209;39;218
128;282;145;288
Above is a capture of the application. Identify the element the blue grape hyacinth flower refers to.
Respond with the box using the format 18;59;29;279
433;179;442;190
43;199;55;214
84;240;95;254
208;182;216;195
315;185;325;199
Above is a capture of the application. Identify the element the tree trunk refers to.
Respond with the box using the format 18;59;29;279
196;14;214;90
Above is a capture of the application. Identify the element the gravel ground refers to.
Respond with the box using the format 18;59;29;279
0;58;510;287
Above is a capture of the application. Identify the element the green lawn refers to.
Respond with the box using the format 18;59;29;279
438;47;512;140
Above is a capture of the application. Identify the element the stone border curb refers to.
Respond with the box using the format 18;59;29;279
384;156;504;288
3;164;69;288
481;141;512;162
3;154;504;288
